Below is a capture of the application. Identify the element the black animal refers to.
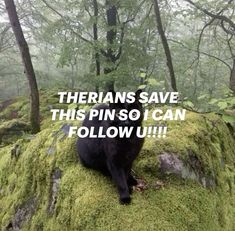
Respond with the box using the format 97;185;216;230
76;90;144;204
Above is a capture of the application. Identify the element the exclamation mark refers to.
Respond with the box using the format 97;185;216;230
152;127;157;138
163;126;167;138
158;126;162;138
148;127;152;138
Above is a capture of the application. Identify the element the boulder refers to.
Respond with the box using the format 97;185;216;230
0;112;234;231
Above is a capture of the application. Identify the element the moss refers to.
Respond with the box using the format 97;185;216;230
140;111;235;183
0;110;234;231
0;91;69;124
0;119;31;145
0;97;28;120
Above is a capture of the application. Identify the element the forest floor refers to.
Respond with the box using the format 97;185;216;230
0;91;235;231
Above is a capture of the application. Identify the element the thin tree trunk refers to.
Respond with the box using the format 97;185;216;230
230;59;235;95
104;0;117;91
153;0;177;91
93;0;100;92
71;64;75;89
192;61;199;98
15;75;20;96
4;0;40;133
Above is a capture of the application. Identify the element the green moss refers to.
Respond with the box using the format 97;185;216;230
140;111;235;184
0;91;69;123
0;110;235;231
0;119;31;145
0;97;28;120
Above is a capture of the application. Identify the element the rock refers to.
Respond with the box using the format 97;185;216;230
159;152;184;176
11;144;21;159
48;168;62;214
158;152;216;188
0;120;31;145
0;111;234;230
6;198;37;231
47;124;72;155
0;98;27;120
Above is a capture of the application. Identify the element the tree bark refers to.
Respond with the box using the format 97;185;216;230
153;0;177;92
71;64;75;89
4;0;40;133
230;59;235;94
104;0;118;91
93;0;100;92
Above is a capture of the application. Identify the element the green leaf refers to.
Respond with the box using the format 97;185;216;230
140;72;146;78
222;114;235;124
197;94;209;100
138;84;147;90
229;97;235;104
68;103;78;110
184;101;194;108
218;102;228;110
147;78;158;86
139;85;147;90
208;99;218;105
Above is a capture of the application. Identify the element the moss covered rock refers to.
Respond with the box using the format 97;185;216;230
0;90;70;145
0;90;69;124
0;97;28;120
0;112;234;231
0;120;31;145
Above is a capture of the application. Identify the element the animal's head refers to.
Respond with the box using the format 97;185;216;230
109;90;143;127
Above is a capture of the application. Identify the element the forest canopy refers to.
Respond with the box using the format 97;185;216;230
0;0;235;127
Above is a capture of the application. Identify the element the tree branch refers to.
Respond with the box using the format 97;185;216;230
41;0;92;45
227;34;234;57
196;1;231;60
114;0;146;62
115;17;134;61
221;19;235;35
185;0;235;31
169;39;232;71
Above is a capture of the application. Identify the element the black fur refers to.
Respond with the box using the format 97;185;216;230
76;90;144;204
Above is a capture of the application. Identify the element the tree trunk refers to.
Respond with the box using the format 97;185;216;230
230;59;235;95
4;0;40;133
15;75;20;96
71;64;75;89
153;0;177;92
104;0;117;91
93;0;100;92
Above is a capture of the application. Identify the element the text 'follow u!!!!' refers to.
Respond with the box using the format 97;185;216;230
68;126;168;139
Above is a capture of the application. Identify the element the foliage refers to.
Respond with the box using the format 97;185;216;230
0;0;234;101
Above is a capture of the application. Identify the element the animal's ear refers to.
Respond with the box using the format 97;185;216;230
135;89;142;102
109;90;116;98
108;90;116;109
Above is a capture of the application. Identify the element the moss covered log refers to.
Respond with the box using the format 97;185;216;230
0;109;234;231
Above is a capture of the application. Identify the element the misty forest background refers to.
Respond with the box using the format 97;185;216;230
0;0;235;132
0;1;235;230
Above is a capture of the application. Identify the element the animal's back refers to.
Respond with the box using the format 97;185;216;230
76;104;109;172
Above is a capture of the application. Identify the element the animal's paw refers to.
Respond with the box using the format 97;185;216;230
119;196;131;205
128;175;138;186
